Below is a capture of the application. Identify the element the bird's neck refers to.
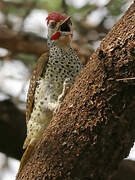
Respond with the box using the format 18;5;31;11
47;37;71;53
47;37;54;48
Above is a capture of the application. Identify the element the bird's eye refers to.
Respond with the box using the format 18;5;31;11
50;21;57;29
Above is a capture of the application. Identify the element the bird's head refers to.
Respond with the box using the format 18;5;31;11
46;12;73;48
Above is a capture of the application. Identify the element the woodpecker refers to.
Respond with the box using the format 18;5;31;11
18;12;82;172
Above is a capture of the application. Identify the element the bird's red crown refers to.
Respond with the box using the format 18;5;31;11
46;12;67;25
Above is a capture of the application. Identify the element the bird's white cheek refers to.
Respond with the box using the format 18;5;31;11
48;29;55;38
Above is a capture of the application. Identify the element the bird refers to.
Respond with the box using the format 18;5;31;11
18;12;82;173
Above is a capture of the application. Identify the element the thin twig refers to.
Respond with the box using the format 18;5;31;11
19;0;37;31
61;0;68;14
116;77;135;81
108;77;135;82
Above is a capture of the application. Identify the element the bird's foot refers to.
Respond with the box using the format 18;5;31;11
58;78;71;102
53;78;71;115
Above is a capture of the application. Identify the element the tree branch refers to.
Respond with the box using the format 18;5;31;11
0;26;89;64
0;1;34;9
61;0;68;14
19;0;37;31
17;2;135;179
0;26;48;56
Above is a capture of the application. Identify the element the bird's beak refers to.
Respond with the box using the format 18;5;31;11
60;16;71;26
58;16;72;36
51;16;72;42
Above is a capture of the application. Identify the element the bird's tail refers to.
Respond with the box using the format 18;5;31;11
17;142;34;175
23;137;30;149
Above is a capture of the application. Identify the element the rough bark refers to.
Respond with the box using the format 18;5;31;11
17;2;135;180
0;100;26;160
0;104;135;180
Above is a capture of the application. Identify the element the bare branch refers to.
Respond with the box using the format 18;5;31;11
61;0;68;14
0;1;34;9
19;0;37;31
0;26;48;56
0;26;89;64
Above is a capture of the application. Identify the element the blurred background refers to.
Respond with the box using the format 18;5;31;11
0;0;135;179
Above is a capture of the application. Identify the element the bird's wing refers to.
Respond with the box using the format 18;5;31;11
26;51;49;123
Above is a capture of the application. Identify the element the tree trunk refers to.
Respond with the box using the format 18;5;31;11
16;2;135;180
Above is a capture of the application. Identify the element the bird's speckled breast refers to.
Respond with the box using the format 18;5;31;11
40;44;82;100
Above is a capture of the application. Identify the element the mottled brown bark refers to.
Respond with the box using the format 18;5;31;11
17;2;135;180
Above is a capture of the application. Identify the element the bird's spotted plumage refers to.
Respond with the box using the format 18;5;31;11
26;52;49;124
24;42;82;149
18;12;83;173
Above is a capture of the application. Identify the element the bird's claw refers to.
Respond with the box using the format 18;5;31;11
58;78;71;103
53;78;71;115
